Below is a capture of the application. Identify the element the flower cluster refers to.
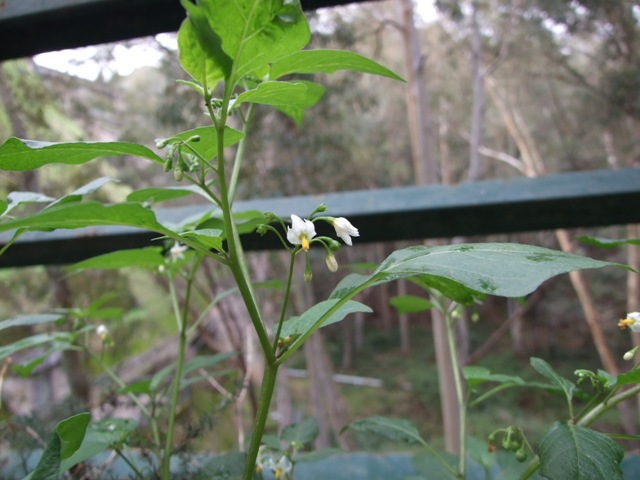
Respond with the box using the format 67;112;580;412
283;209;359;277
255;446;293;479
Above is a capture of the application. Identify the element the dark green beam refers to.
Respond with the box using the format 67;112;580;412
0;0;374;62
1;167;639;268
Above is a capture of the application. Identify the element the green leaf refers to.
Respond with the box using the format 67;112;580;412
281;417;319;446
196;451;247;480
412;452;458;480
2;191;55;216
57;413;91;460
530;357;576;404
209;0;310;84
0;313;64;332
179;0;231;87
31;413;91;480
577;235;640;248
389;295;434;314
279;299;372;338
0;332;73;361
0;201;172;236
270;49;404;81
538;422;624;480
372;243;613;298
65;247;166;271
462;365;525;389
181;229;224;251
615;369;640;386
119;379;152;395
232;81;308;109
413;274;486;305
127;186;201;204
59;418;137;473
174;126;244;160
181;352;235;377
343;415;426;445
47;177;116;208
272;80;325;125
30;432;61;480
0;137;163;171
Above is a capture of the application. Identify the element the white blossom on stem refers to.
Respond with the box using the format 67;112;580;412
332;217;359;246
619;312;640;332
286;214;316;251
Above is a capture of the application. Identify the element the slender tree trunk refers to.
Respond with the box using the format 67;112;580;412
397;0;439;185
467;0;484;181
397;0;460;453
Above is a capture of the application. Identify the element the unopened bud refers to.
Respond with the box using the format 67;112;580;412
174;166;184;182
326;253;338;272
156;138;169;149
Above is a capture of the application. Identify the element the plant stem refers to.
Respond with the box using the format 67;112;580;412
445;312;466;479
228;102;255;204
578;383;640;427
115;448;145;480
160;262;198;480
273;251;296;350
85;348;161;448
212;92;275;365
242;363;279;480
518;456;541;480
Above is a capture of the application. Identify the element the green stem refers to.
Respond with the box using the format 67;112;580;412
578;383;640;427
275;278;377;366
115;448;145;480
518;456;541;480
160;261;198;480
86;348;162;457
273;251;296;350
242;363;279;480
212;93;274;364
228;102;255;205
444;312;466;479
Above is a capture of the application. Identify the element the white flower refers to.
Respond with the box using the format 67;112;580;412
286;214;316;251
96;324;109;340
332;217;359;246
169;243;188;262
619;312;640;332
255;445;274;474
274;455;292;479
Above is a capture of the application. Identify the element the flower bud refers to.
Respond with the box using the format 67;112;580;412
174;166;184;182
256;224;269;236
163;158;173;172
264;212;279;222
326;253;338;272
156;138;169;149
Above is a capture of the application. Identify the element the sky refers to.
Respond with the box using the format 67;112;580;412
34;2;436;81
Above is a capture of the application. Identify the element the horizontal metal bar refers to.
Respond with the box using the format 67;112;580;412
1;167;639;268
0;0;373;61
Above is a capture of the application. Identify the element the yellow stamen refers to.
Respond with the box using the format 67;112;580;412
275;469;282;479
301;237;310;251
619;318;635;329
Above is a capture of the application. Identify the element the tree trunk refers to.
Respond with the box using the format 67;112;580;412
397;0;439;185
